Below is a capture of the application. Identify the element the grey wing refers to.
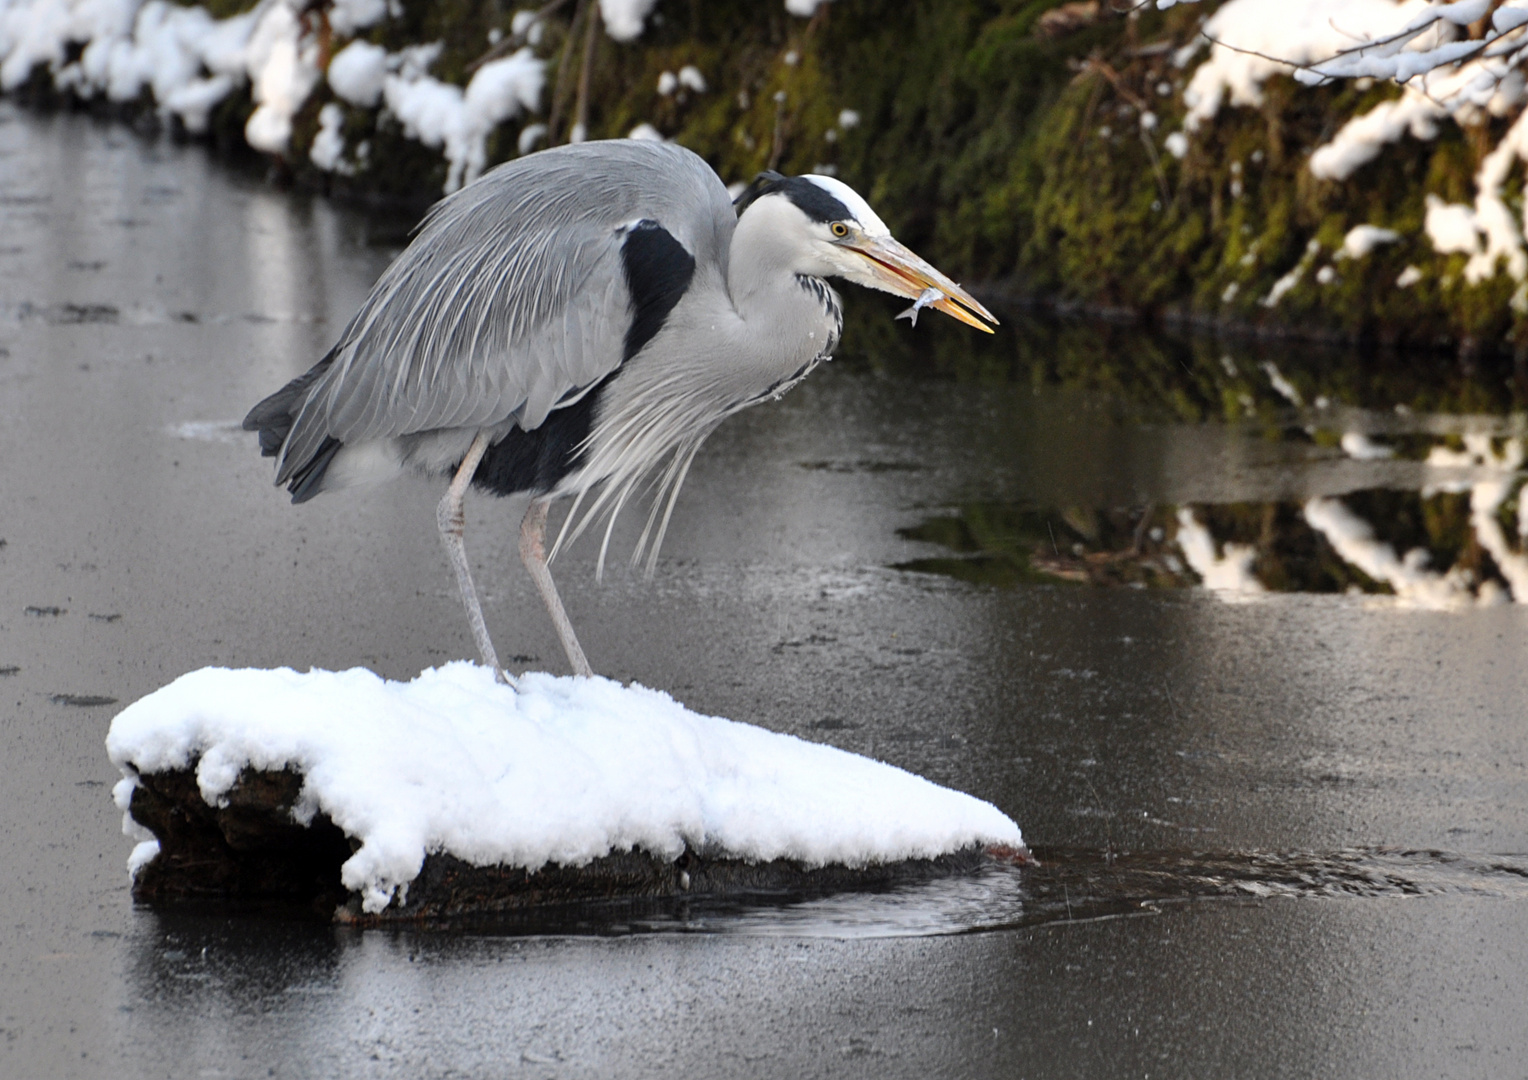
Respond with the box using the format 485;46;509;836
275;140;736;484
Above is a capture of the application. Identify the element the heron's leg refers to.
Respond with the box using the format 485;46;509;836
520;498;594;677
437;432;514;686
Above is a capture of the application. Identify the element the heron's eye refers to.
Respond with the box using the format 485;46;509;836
830;222;850;238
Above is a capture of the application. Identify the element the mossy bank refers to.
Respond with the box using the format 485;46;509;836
11;0;1527;358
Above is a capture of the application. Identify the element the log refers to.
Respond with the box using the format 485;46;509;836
127;764;1030;925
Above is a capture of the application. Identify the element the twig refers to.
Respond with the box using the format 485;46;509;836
572;0;600;141
546;0;587;144
1082;58;1172;203
466;0;574;73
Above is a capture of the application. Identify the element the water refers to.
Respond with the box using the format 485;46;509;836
2;101;1528;1077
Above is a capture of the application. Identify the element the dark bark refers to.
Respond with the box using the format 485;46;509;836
127;763;1028;925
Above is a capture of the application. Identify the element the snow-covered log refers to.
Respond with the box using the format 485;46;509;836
107;665;1028;922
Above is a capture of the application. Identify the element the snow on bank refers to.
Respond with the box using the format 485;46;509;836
106;664;1023;914
0;0;542;192
1179;0;1429;133
380;47;543;192
1164;0;1528;289
585;0;828;42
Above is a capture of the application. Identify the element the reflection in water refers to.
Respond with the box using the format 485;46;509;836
874;309;1528;608
460;847;1528;936
120;848;1528;949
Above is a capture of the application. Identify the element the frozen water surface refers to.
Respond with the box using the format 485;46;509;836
2;102;1528;1077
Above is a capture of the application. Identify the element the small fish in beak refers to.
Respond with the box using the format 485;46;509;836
895;287;945;328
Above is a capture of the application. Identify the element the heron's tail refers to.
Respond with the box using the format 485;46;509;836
242;354;341;503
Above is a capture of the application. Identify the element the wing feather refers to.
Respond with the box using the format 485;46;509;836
275;140;735;484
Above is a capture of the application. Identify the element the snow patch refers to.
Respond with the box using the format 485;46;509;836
309;101;352;174
327;39;387;108
106;664;1024;913
1425;194;1481;255
243;1;321;155
1182;0;1430;132
1338;224;1400;259
0;0;543;190
599;0;658;41
1341;432;1395;460
383;46;544;192
1310;94;1444;180
329;0;388;37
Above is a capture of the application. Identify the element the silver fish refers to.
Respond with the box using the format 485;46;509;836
895;287;944;328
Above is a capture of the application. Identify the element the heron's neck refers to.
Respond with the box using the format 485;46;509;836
725;205;837;343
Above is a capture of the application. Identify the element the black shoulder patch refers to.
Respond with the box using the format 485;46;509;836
620;219;696;363
732;172;851;225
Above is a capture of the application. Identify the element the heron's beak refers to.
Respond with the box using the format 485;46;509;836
847;235;999;333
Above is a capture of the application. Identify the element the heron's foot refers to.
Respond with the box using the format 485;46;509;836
493;664;518;689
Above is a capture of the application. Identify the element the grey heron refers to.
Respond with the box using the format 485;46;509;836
244;140;997;683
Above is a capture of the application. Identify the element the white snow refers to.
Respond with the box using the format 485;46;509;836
309;101;352;174
383;46;544;191
1;0;258;130
106;664;1024;914
1163;0;1528;286
243;1;321;155
1458;109;1528;282
656;69;676;95
599;0;658;41
627;121;662;140
1181;0;1428;133
517;121;545;154
1397;264;1424;286
677;63;705;92
0;0;545;189
329;0;387;37
327;38;387;108
1338;224;1401;259
1309;94;1443;180
1341;431;1395;460
1176;508;1264;594
1425;194;1481;255
1261;260;1306;307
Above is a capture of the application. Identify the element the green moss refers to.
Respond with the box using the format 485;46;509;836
52;0;1528;353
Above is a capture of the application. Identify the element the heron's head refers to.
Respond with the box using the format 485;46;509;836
734;172;998;333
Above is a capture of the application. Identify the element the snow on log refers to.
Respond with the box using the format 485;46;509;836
106;664;1026;922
